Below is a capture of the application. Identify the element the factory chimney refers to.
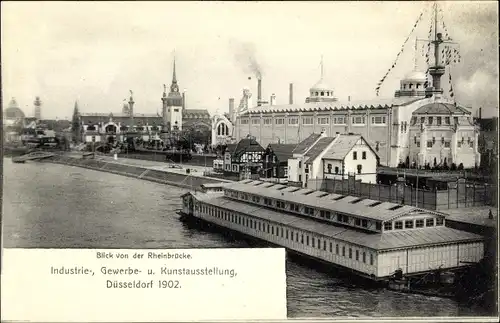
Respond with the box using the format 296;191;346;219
478;107;482;120
289;83;294;104
257;78;262;106
229;98;235;122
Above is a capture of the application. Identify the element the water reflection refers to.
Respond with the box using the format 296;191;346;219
2;159;474;317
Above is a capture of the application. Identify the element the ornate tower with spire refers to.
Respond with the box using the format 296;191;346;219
161;84;169;140
425;2;446;98
165;56;184;132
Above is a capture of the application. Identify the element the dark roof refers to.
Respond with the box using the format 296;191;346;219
183;108;211;119
267;144;297;161
292;133;322;154
193;193;482;251
4;107;26;119
243;97;423;115
233;138;264;155
81;114;163;125
304;137;337;164
413;103;470;115
225;144;238;154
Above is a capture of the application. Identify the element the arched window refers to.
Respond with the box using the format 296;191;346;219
321;91;324;96
225;124;229;135
409;83;413;89
315;92;319;96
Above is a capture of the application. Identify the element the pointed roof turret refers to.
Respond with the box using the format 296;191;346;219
172;56;177;84
306;56;337;103
169;55;180;94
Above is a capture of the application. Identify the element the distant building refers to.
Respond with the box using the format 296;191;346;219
234;12;480;169
261;143;296;181
80;57;212;145
3;98;26;142
211;112;234;147
409;103;479;168
287;131;379;187
223;137;265;179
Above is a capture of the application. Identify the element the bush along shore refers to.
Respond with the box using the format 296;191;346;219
43;155;226;191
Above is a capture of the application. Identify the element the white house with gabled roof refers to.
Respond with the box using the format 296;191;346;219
322;134;379;184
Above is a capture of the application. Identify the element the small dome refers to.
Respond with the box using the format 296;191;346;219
8;98;20;109
413;102;469;115
4;106;25;119
403;71;427;81
311;78;332;91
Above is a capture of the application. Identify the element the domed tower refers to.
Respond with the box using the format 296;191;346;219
394;70;427;98
305;57;338;103
34;96;42;120
4;98;26;126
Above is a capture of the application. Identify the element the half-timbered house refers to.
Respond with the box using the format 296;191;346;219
223;137;265;179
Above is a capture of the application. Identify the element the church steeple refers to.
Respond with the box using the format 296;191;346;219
172;56;177;84
170;56;179;93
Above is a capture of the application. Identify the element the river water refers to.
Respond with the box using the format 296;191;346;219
2;159;487;318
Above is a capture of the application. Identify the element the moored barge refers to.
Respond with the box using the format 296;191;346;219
180;180;485;286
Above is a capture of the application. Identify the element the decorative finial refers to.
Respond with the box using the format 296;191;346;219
129;90;133;97
172;53;177;84
320;55;324;79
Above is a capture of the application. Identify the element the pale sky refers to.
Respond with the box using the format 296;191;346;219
2;1;498;120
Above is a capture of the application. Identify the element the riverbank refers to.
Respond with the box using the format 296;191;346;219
43;154;231;190
117;150;218;167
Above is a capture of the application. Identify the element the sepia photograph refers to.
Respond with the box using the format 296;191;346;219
1;0;498;320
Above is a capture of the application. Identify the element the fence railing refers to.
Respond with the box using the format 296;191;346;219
308;177;496;210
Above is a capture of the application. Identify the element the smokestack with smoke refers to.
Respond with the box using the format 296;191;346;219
257;79;262;106
231;40;263;103
289;83;294;105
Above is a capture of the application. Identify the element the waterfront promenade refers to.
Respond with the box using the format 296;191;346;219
58;152;234;186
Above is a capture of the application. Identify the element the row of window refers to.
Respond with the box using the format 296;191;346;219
199;203;375;266
353;151;367;160
225;189;382;232
311;91;334;97
227;189;445;233
415;137;473;148
384;217;444;231
412;116;461;126
326;164;364;175
400;122;408;133
240;115;386;126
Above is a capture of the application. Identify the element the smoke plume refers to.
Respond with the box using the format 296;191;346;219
230;40;263;80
